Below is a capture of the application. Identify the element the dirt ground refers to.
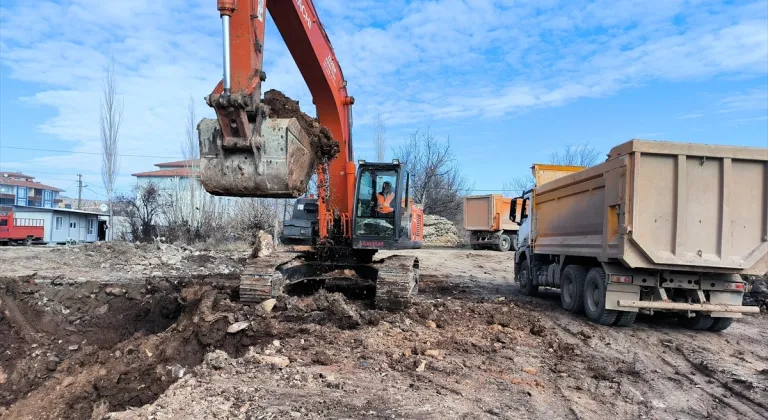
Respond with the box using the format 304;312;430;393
1;244;767;420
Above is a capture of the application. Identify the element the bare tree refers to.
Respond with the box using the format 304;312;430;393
374;112;386;161
115;182;165;242
393;128;472;221
502;174;535;197
182;96;199;162
548;142;601;167
100;57;123;241
503;143;603;196
181;96;199;229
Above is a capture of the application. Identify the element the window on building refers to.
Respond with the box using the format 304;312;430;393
88;219;95;235
70;221;77;229
55;216;63;230
0;219;7;227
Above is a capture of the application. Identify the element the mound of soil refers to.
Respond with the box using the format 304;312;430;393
262;89;340;164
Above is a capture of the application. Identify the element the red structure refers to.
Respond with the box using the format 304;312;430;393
0;208;44;245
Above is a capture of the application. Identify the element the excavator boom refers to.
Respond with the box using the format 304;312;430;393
200;0;355;223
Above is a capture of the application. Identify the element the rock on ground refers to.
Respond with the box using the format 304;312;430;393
250;231;275;258
423;215;461;247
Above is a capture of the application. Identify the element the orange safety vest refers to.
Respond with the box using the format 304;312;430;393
376;192;394;213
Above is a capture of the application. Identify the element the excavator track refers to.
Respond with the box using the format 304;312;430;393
374;255;419;311
238;255;298;303
237;254;419;311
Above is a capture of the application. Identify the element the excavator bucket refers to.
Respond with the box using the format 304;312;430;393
197;117;315;198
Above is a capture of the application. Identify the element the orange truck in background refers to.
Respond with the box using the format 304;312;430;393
0;208;44;246
463;195;521;252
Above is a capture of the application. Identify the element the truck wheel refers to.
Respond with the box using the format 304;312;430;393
583;268;618;325
613;311;637;328
517;260;538;296
497;234;512;252
510;234;518;252
23;237;33;246
708;317;733;332
678;313;714;330
560;265;586;314
471;244;482;250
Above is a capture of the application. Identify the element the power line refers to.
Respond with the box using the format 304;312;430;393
0;145;183;160
84;186;107;198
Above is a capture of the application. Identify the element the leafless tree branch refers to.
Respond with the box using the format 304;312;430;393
100;56;123;240
393;128;473;221
182;96;199;162
374;112;386;161
548;142;601;167
504;143;602;196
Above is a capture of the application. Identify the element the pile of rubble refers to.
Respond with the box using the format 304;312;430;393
47;241;246;280
744;275;768;311
422;215;461;247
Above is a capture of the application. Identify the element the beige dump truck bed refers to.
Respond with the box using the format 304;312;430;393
464;195;520;251
533;139;768;275
464;195;519;232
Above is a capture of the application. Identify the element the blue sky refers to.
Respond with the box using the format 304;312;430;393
0;0;766;199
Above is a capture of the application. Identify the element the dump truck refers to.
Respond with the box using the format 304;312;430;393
464;195;521;251
510;139;768;330
0;208;44;246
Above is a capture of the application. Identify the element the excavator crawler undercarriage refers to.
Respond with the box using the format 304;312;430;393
239;254;419;310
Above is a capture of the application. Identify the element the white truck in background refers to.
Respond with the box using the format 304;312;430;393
511;140;767;330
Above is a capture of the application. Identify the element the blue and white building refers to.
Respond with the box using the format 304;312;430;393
0;171;63;208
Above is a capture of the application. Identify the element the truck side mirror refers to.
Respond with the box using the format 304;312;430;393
510;197;521;223
520;198;529;221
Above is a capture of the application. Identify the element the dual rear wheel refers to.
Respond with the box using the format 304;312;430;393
558;265;732;331
560;266;633;327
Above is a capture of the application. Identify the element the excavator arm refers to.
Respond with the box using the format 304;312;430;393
201;0;356;236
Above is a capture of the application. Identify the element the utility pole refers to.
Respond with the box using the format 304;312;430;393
77;174;83;210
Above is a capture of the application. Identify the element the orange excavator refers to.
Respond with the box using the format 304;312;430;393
198;0;424;309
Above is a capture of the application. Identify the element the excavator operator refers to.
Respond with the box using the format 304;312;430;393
376;182;395;215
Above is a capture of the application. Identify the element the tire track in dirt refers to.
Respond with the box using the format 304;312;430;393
674;347;768;419
656;354;762;419
545;313;743;419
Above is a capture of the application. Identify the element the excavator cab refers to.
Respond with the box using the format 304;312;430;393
352;162;422;250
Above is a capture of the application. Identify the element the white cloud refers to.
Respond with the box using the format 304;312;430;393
677;113;705;120
1;0;767;193
718;89;768;113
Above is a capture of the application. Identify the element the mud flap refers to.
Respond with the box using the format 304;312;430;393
198;117;315;197
605;283;640;312
708;291;744;318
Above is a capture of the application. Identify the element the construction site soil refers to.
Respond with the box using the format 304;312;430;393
1;244;766;420
262;89;339;164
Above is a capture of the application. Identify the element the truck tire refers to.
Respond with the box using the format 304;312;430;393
517;260;538;296
613;311;637;328
678;313;714;330
510;233;518;252
497;234;512;252
708;317;733;332
583;267;618;325
560;265;587;314
23;237;33;246
471;244;482;250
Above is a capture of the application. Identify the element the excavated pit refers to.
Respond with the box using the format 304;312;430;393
0;277;257;419
0;274;376;420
